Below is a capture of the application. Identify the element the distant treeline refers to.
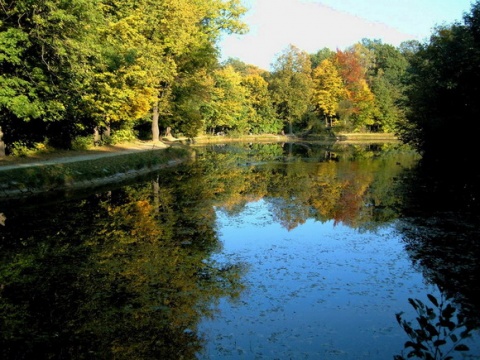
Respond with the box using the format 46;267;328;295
1;0;480;161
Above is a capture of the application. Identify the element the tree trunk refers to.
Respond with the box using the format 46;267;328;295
93;126;100;146
288;120;293;135
104;122;111;138
0;126;5;157
152;101;160;142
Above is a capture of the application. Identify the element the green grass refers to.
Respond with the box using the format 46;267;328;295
0;147;189;197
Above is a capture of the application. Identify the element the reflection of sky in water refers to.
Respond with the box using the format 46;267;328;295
198;199;479;359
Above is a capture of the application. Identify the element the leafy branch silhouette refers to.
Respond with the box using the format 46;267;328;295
395;292;474;360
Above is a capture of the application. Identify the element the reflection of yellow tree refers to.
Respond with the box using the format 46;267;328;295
310;162;345;220
0;176;246;359
76;182;245;359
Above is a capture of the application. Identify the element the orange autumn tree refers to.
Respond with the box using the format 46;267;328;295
334;49;377;131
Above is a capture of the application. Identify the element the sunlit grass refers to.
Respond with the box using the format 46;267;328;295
0;147;189;197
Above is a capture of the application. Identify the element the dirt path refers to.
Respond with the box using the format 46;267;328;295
0;141;169;172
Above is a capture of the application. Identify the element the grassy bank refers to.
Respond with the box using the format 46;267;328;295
335;132;398;141
0;147;189;198
188;133;291;144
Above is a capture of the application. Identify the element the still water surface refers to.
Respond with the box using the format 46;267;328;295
1;142;479;359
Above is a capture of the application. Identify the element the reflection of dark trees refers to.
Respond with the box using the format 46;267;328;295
397;163;480;325
0;169;244;359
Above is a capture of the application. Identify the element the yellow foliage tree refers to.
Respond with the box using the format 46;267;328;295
312;59;347;127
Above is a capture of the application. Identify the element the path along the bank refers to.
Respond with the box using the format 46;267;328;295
0;141;169;172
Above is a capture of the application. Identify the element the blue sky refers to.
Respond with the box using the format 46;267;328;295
219;0;474;70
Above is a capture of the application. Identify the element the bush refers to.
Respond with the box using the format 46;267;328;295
105;129;138;145
395;292;474;360
71;136;95;151
9;141;51;157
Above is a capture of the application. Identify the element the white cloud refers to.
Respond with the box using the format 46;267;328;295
220;0;417;70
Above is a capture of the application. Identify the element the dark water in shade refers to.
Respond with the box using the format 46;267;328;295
1;142;479;359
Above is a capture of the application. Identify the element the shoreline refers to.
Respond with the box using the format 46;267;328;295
0;132;398;169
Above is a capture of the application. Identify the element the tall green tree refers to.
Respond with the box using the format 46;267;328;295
202;65;249;134
401;1;480;161
358;39;409;132
269;45;313;134
0;0;103;148
310;47;335;69
243;72;282;134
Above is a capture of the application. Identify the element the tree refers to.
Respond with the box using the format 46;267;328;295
269;45;313;134
243;72;281;134
0;0;247;150
310;47;335;69
400;1;480;161
145;0;247;141
334;49;376;131
202;65;249;134
169;38;224;138
359;39;409;132
81;13;160;139
312;59;347;127
0;0;103;148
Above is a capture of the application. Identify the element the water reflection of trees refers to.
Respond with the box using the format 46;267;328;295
396;163;480;326
0;172;245;359
200;142;419;231
0;142;423;358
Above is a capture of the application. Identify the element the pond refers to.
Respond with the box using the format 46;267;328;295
1;142;479;359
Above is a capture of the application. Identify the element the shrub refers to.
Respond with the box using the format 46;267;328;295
9;141;50;157
106;129;138;145
395;292;474;360
71;136;95;151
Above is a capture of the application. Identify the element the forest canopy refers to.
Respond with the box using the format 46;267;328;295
1;0;480;161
